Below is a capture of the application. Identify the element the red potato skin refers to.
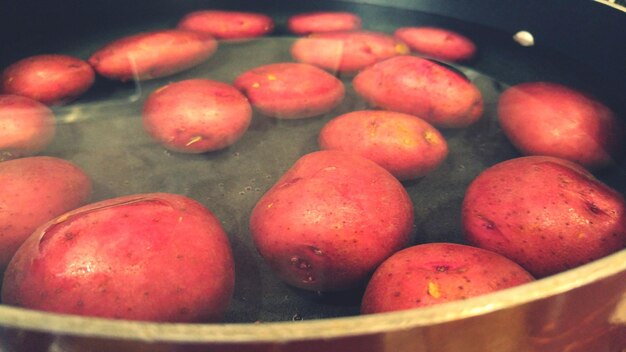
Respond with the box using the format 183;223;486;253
234;62;344;119
1;54;95;106
353;55;484;128
249;150;414;291
0;156;92;268
318;110;448;180
142;79;252;153
462;156;626;278
88;30;217;82
0;95;56;161
177;10;274;40
287;12;362;35
394;27;477;62
498;82;625;169
361;243;534;314
290;31;410;73
2;193;235;323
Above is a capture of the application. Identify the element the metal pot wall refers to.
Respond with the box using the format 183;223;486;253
0;1;624;351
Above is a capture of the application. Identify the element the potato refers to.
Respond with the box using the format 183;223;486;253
177;10;274;40
0;95;56;161
0;156;91;268
142;79;252;153
353;55;484;128
1;54;95;105
287;12;362;35
318;110;448;180
234;62;344;119
498;82;625;169
2;193;235;323
88;29;218;82
462;156;626;277
290;31;410;73
249;150;414;291
394;27;477;62
361;243;534;314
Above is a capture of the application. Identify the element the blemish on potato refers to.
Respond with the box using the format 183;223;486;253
309;246;323;256
395;43;409;55
252;82;260;88
423;130;438;144
266;74;277;81
435;265;449;272
427;281;441;299
185;136;203;146
291;256;312;270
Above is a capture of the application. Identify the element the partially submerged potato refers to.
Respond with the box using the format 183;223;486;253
291;31;409;73
462;156;626;277
353;55;484;128
287;12;362;35
177;10;274;40
361;243;534;314
498;82;625;169
142;79;252;153
250;150;414;291
2;193;235;323
1;54;95;105
394;27;477;62
234;62;344;119
88;29;218;81
0;94;56;161
0;156;92;268
318;110;448;180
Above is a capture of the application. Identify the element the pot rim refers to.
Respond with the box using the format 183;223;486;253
0;248;624;344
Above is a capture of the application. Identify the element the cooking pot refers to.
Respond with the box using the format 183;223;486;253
0;0;625;351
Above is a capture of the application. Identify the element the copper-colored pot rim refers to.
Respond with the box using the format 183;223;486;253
0;248;624;343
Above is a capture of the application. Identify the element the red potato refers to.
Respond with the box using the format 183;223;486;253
318;110;448;180
2;193;235;323
462;156;626;278
0;156;92;268
142;79;252;153
361;243;534;314
287;12;362;35
88;29;218;82
234;62;344;119
1;54;95;106
0;95;56;161
250;150;414;292
498;82;625;169
177;10;274;40
353;55;484;128
290;31;410;73
394;27;477;62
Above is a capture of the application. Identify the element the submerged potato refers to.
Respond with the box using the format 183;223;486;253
498;82;625;169
291;31;409;73
353;55;484;128
394;27;477;62
0;156;92;268
462;156;626;277
1;54;95;105
177;10;274;40
88;29;217;81
318;110;448;180
250;150;414;291
361;243;534;314
234;62;344;119
0;94;56;161
2;193;235;323
287;12;362;35
142;79;252;153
